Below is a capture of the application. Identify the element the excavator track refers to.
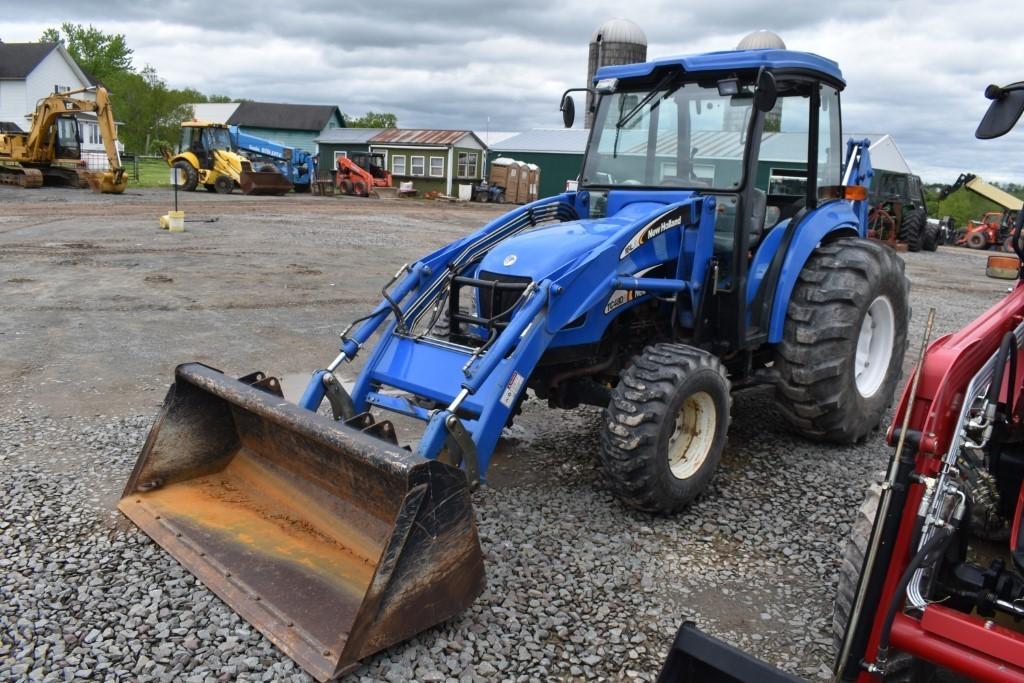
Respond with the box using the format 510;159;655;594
0;167;43;188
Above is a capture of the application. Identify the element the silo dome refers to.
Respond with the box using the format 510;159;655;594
591;17;647;46
736;30;786;50
586;18;649;127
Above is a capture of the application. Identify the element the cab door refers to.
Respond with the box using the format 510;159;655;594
54;116;82;159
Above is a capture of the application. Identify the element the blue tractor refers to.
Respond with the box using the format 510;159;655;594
229;125;315;192
120;34;910;682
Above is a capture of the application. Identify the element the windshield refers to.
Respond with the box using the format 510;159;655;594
581;79;755;191
203;127;233;151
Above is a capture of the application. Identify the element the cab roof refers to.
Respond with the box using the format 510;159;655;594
595;48;844;88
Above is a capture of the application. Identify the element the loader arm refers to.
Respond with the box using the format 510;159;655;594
940;173;1024;212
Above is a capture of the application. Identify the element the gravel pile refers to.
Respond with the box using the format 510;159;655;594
0;250;1006;682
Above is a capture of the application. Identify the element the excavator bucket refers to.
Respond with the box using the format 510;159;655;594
239;169;293;196
86;171;127;194
118;363;486;682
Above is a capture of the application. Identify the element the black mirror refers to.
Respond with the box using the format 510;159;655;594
976;83;1024;140
754;69;777;112
561;94;576;128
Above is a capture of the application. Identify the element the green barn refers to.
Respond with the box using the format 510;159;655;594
487;129;588;198
222;102;345;154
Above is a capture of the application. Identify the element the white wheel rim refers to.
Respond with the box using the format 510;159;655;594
667;391;716;480
854;296;895;398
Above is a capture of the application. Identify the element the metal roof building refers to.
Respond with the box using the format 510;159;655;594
315;128;487;196
187;101;345;153
487;129;589;197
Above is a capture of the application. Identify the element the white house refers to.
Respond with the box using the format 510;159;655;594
0;41;122;168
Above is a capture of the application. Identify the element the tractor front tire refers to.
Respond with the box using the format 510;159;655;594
899;209;925;252
600;344;731;514
966;231;988;249
172;161;198;192
834;483;935;682
213;175;234;194
340;179;354;195
775;237;909;443
921;223;939;252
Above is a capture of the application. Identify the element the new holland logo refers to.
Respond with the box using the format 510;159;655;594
503;254;517;267
620;213;685;260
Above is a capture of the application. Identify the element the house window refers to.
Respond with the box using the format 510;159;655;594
457;152;478;178
429;157;444;177
334;151;348;170
410;156;425;176
391;155;406;175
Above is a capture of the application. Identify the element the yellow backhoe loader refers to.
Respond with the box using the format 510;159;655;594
164;121;292;196
0;86;126;193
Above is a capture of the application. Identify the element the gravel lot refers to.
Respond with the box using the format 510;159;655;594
0;187;1009;682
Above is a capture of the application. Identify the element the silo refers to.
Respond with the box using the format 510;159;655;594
586;18;648;128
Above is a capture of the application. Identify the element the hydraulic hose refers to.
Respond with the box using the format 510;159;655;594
985;332;1015;407
875;526;956;669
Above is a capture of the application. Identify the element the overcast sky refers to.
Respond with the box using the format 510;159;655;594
5;0;1024;184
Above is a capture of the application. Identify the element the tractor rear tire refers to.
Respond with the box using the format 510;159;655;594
774;237;909;443
353;180;368;197
921;223;939;252
599;344;731;514
172;161;198;192
899;209;924;252
834;483;935;682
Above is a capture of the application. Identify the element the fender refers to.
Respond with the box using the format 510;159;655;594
169;151;201;170
752;200;861;343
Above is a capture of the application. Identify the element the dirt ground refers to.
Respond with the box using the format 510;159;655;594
0;185;1009;681
0;187;509;417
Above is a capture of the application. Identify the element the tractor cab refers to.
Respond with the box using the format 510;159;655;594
178;122;233;171
52;115;82;160
350;151;389;179
567;43;848;350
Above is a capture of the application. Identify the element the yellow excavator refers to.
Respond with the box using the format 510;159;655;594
163;120;292;196
0;86;126;193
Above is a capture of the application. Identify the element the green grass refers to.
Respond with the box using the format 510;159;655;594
131;157;173;188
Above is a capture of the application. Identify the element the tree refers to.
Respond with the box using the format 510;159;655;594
346;111;397;128
40;23;133;83
108;67;196;154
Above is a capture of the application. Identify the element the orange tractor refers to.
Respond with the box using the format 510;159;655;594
335;152;392;197
939;173;1023;250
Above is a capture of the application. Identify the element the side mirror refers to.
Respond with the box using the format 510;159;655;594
754;69;777;112
561;94;576;128
976;83;1024;140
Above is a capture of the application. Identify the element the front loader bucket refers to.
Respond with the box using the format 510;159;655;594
239;170;293;196
119;363;485;682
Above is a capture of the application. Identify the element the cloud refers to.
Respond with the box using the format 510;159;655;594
5;0;1024;182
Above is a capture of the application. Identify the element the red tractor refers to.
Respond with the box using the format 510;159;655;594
658;80;1024;683
335;151;393;197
